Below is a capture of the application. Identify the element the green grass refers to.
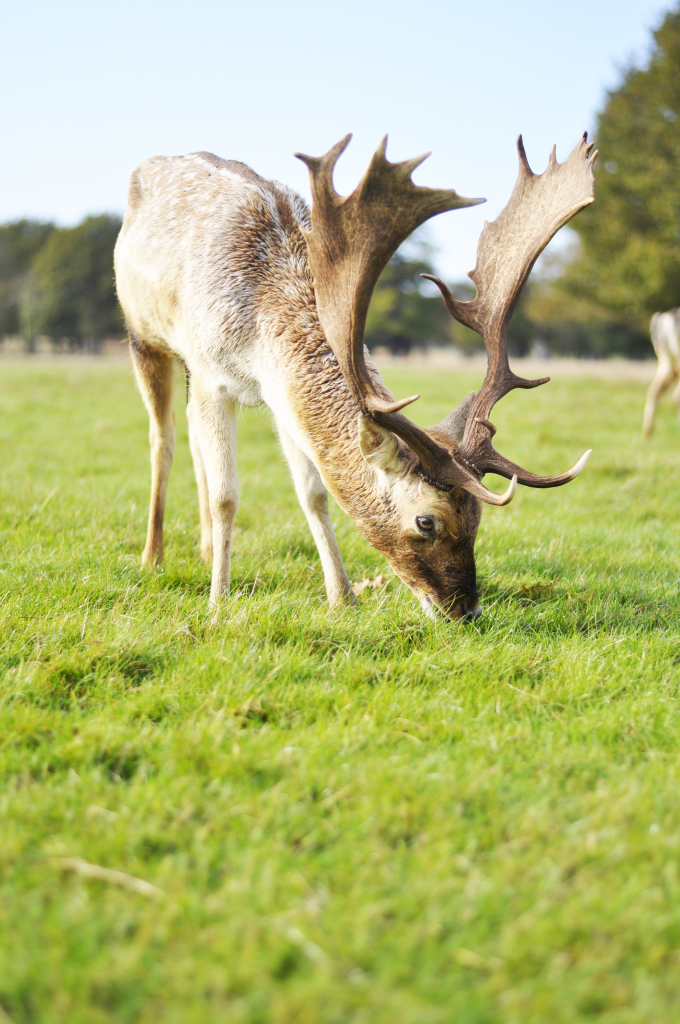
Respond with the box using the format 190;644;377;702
1;359;680;1024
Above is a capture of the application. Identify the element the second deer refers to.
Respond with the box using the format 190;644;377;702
642;308;680;438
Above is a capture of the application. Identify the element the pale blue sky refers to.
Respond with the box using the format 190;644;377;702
0;0;670;279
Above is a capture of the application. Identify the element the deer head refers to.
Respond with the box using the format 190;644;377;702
296;134;596;619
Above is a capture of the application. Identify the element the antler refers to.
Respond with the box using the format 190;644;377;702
424;133;597;486
295;135;483;416
297;133;595;505
295;135;520;506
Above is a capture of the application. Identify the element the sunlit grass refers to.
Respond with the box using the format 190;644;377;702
1;360;679;1023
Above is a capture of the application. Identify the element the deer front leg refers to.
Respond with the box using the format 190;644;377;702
192;382;240;607
129;336;176;565
276;421;356;608
671;378;680;426
187;396;213;564
642;355;676;438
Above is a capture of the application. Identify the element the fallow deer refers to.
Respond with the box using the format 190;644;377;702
642;308;680;438
114;133;595;620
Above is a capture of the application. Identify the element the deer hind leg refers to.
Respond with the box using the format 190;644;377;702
191;380;240;606
187;393;213;564
129;335;176;565
642;355;676;438
276;421;356;608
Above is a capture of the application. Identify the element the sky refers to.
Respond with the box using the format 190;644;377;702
0;0;671;280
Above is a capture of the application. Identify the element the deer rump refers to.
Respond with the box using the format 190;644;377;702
115;135;595;620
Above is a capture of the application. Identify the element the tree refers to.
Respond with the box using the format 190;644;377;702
365;235;458;354
548;7;680;331
0;220;54;337
30;215;124;349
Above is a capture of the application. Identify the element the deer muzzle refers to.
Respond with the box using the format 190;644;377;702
421;590;482;622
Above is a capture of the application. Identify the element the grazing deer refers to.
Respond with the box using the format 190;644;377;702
114;133;595;619
642;308;680;438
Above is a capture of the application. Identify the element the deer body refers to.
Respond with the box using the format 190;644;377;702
116;136;594;620
642;309;680;438
115;151;481;615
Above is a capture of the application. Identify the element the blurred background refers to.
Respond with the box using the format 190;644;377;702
0;0;677;358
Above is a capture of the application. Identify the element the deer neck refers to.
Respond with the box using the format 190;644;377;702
275;328;392;532
257;214;393;536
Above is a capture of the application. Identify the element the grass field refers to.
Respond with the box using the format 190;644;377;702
1;358;680;1024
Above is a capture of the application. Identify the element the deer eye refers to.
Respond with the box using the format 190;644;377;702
416;515;435;533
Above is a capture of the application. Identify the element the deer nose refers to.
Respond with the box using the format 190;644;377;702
462;600;482;621
447;594;482;620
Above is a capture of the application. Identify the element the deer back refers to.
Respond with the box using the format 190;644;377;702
115;153;319;373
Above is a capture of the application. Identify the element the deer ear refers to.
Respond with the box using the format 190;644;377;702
431;391;477;444
358;415;404;473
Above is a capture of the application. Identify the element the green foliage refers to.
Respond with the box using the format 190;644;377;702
0;220;54;336
0;215;124;349
30;215;124;347
548;6;680;331
1;361;680;1022
365;234;484;353
528;277;653;358
364;237;540;358
365;238;453;353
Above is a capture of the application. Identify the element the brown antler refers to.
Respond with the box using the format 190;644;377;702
424;133;597;486
295;135;483;416
295;135;520;506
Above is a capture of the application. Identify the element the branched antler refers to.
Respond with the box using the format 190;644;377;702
297;133;595;506
295;134;483;416
296;136;521;505
424;133;597;486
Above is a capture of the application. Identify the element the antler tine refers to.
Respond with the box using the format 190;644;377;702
429;133;596;488
295;135;484;420
294;134;353;203
367;404;521;506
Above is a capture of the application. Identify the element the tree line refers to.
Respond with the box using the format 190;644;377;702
1;6;678;358
0;215;556;357
0;215;123;351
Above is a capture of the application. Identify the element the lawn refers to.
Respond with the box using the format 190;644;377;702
1;357;679;1024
